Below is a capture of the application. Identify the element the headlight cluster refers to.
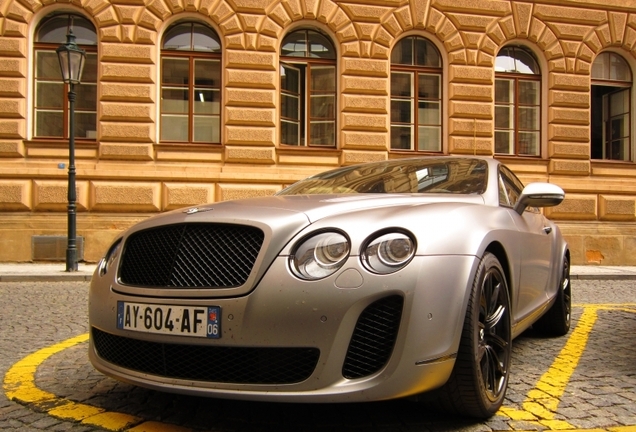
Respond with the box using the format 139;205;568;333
98;238;123;277
290;230;416;280
362;232;415;274
291;232;350;280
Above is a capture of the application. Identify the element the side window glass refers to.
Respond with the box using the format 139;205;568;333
499;167;523;207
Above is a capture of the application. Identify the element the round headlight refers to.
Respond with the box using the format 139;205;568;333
362;232;415;274
291;232;350;280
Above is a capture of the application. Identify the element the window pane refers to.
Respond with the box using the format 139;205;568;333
192;23;221;52
281;64;300;93
495;79;513;103
195;59;221;86
162;89;189;113
495;47;516;73
76;83;97;111
418;73;440;99
163;24;192;50
310;66;335;92
514;48;540;74
415;38;441;67
281;94;299;121
391;125;413;150
519;80;539;105
37;15;96;45
36;82;63;108
307;31;335;59
418;101;440;125
75;111;97;139
391;100;412;123
193;89;220;114
495;130;513;154
418;126;441;151
35;51;62;79
592;53;609;80
496;46;539;74
391;38;413;65
610;54;631;81
391;72;413;97
610;90;629;117
281;120;300;145
608;138;629;160
194;116;220;142
518;131;539;155
309;121;335;146
610;114;629;140
519;106;539;130
162;58;189;85
35;111;63;137
281;31;307;57
310;95;335;119
161;115;188;141
495;106;513;129
81;53;98;82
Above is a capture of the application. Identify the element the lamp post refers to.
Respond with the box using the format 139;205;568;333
56;22;86;272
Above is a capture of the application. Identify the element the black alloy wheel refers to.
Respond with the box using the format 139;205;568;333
434;252;512;418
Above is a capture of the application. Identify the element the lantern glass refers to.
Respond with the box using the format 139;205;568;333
56;32;86;84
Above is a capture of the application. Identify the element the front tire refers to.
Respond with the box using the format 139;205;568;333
435;253;512;418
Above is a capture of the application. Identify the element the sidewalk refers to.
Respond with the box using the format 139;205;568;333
1;262;636;282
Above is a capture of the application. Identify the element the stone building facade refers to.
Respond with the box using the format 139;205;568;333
0;0;635;265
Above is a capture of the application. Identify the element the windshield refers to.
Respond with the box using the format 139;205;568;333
278;158;488;195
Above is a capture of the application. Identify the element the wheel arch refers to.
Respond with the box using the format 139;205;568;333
484;241;513;303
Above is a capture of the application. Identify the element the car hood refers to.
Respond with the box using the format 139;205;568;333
178;193;484;223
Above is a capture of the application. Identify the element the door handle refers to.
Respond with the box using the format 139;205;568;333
543;226;552;234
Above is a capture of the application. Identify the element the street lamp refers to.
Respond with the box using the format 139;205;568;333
56;20;85;272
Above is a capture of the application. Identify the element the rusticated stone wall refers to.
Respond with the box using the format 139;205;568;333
0;0;636;264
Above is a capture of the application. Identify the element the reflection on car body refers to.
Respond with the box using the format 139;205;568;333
89;156;571;418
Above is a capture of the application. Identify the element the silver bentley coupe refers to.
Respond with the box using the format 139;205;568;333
89;156;571;418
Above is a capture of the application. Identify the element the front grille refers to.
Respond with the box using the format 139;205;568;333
119;223;264;288
342;295;404;379
92;328;320;385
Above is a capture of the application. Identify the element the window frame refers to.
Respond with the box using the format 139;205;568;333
390;36;443;153
494;46;542;158
591;52;633;162
279;29;337;148
33;14;97;141
160;22;222;145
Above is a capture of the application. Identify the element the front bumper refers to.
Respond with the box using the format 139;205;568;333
88;254;478;402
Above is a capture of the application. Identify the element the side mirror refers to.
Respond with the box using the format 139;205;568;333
514;183;565;215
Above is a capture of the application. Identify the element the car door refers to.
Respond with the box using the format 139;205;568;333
499;166;554;322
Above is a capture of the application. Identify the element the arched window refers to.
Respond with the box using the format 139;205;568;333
34;14;97;140
591;52;632;161
390;36;442;152
160;22;221;143
280;29;336;147
495;46;541;156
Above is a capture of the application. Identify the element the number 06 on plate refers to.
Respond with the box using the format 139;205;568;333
116;302;221;338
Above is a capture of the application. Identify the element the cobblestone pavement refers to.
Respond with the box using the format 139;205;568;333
1;280;635;432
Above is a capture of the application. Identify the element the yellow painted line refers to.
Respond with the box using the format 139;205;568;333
2;333;189;432
3;304;636;431
499;304;636;429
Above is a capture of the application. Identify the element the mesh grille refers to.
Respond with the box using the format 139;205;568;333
119;223;264;288
92;328;320;385
342;295;404;379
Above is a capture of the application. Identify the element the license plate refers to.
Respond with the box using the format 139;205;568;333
116;302;221;338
